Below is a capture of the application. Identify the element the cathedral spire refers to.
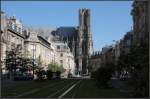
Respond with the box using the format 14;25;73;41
72;37;75;56
66;36;69;44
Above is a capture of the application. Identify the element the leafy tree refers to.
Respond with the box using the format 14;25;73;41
94;64;114;88
116;43;149;97
48;63;64;73
5;50;23;79
127;45;149;97
47;63;64;79
5;51;15;80
5;49;35;80
48;63;57;72
57;65;64;73
117;52;131;79
21;57;33;72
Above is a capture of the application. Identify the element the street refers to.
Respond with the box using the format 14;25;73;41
2;79;124;98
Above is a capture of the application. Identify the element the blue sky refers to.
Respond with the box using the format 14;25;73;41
1;1;133;51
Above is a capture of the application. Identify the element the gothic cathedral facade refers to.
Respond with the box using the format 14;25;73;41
76;8;93;75
51;8;93;75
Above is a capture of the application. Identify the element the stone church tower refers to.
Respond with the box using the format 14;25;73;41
77;8;93;75
51;8;93;76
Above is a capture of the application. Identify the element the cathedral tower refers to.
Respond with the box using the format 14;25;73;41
77;8;93;75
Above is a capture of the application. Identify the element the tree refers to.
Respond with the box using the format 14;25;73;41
94;64;114;88
57;65;64;73
127;45;149;97
5;50;22;80
5;51;15;80
48;63;64;73
21;57;33;73
117;52;131;80
47;63;64;79
5;48;36;80
117;44;149;97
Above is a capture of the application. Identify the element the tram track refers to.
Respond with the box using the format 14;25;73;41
17;79;67;98
23;79;79;98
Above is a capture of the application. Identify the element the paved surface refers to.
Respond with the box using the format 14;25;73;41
110;78;133;98
1;79;81;98
1;79;125;98
1;79;33;88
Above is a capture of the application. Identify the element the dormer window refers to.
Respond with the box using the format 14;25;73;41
12;24;15;30
14;25;17;31
57;45;60;49
18;27;21;33
63;46;66;49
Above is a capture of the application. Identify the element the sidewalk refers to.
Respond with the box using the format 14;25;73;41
110;78;133;98
1;79;33;88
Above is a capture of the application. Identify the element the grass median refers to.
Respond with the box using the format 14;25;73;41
64;79;123;98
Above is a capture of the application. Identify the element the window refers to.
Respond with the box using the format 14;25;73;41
60;53;63;57
15;25;17;31
18;27;21;33
11;35;15;43
57;45;60;49
31;44;36;51
12;24;15;30
60;60;63;64
63;46;66;49
69;65;70;68
16;38;19;44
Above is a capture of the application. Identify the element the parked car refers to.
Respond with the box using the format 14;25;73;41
68;73;73;78
14;73;33;81
24;73;34;80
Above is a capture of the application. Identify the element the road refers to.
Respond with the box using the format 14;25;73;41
2;79;123;98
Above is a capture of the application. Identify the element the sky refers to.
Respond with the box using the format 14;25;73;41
1;1;133;51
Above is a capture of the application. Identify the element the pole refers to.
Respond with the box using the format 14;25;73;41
32;44;35;79
32;44;36;80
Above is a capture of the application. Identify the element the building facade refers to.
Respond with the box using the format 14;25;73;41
131;0;149;46
24;29;55;71
0;12;76;78
1;8;93;77
53;42;75;78
89;51;102;72
1;12;25;74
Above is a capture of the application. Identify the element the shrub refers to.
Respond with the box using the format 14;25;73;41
56;71;61;79
91;71;97;79
47;70;53;80
36;69;46;81
95;66;113;87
